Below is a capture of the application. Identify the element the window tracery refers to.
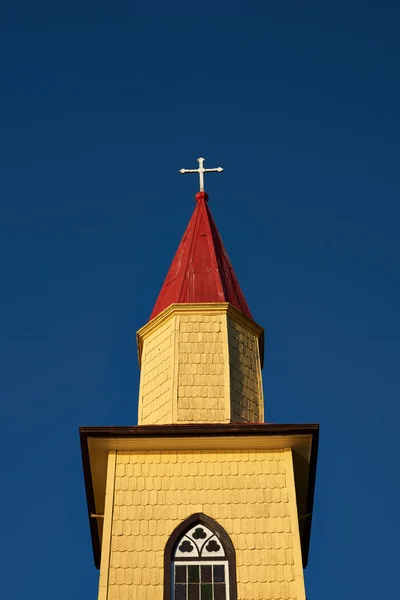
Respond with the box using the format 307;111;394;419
164;515;236;600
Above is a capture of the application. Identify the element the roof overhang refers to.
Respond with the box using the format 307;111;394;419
80;423;319;569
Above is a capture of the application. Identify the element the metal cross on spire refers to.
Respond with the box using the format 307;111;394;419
179;157;223;192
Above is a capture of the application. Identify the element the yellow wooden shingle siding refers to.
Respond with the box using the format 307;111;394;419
107;450;305;600
138;306;264;426
98;452;116;600
139;320;174;424
177;315;226;422
228;318;264;423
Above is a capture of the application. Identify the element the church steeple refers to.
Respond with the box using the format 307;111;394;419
80;157;319;600
136;159;264;425
150;190;252;321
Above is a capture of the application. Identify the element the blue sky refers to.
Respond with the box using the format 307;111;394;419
1;2;399;599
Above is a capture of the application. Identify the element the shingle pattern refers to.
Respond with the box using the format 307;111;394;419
138;310;264;426
177;315;226;422
228;318;263;423
140;320;173;424
108;450;300;600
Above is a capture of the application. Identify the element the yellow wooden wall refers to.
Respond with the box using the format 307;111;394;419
100;449;306;600
137;305;264;425
139;319;173;424
177;314;226;422
228;318;264;423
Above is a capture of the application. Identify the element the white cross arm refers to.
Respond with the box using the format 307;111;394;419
179;157;224;191
179;167;223;174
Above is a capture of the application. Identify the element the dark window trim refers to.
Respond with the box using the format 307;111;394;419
164;514;237;600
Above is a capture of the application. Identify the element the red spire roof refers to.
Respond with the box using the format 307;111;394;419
150;191;252;321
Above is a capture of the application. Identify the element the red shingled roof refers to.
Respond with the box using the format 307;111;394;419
150;191;252;321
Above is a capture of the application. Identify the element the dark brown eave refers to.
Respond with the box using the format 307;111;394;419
80;422;319;570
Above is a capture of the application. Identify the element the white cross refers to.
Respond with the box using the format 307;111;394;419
179;157;223;192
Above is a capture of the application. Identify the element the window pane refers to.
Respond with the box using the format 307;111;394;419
201;584;212;600
188;583;199;600
188;565;200;583
214;584;226;600
175;566;187;583
200;565;212;582
213;565;225;583
175;584;187;600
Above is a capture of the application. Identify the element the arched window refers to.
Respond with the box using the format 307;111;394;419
164;514;237;600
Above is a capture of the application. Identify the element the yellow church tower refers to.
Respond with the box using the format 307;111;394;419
80;158;319;600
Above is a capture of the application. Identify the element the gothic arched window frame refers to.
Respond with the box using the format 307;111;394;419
164;513;237;600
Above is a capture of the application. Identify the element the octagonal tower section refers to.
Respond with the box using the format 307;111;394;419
137;302;264;425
